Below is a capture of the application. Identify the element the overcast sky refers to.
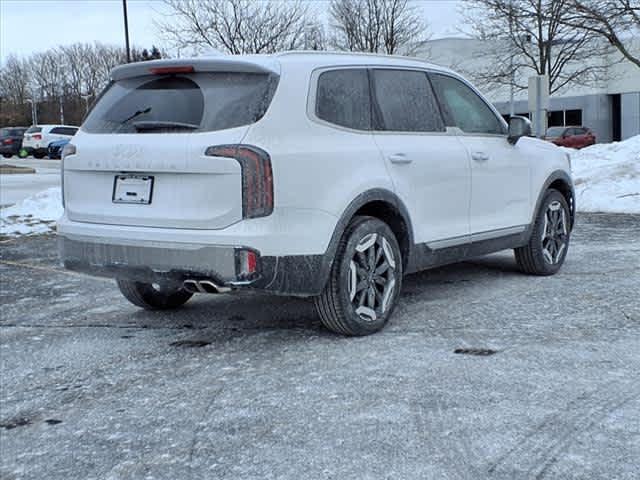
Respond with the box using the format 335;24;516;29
0;0;464;61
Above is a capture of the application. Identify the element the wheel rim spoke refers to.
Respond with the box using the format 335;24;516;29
350;231;398;321
541;200;568;265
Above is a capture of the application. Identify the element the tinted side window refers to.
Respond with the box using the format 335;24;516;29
372;69;444;132
430;74;504;135
58;127;78;136
50;127;63;134
316;69;371;130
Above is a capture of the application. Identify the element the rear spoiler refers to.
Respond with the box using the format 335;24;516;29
110;56;280;81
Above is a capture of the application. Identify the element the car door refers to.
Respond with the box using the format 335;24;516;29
571;127;589;148
429;73;530;236
371;68;471;245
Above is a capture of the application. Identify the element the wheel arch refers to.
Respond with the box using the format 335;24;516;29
317;189;415;291
533;170;575;230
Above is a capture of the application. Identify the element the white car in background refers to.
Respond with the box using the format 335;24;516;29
21;124;78;158
58;52;575;336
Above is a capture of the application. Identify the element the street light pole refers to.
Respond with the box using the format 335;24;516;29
122;0;131;63
26;99;38;126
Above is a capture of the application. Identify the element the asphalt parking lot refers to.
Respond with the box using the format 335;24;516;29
1;212;639;480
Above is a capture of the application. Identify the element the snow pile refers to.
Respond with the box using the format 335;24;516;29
570;135;640;214
0;187;63;236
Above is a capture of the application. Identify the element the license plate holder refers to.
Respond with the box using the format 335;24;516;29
113;175;154;204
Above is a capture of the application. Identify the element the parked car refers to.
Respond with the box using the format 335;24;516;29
0;126;27;158
21;124;78;158
545;126;596;149
47;138;70;159
58;53;575;336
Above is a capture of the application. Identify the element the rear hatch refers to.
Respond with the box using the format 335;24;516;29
64;62;278;230
22;126;42;147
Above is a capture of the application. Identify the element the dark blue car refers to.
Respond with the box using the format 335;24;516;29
47;138;70;159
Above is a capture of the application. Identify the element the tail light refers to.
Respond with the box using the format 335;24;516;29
2;138;12;145
205;144;273;219
60;144;76;208
33;134;42;140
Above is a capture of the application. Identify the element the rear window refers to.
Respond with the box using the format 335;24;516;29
26;126;42;134
546;127;565;136
50;127;78;136
316;69;371;131
83;72;277;134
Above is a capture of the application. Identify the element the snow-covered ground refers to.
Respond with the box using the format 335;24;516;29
1;136;638;237
0;160;60;207
0;187;62;236
569;135;640;214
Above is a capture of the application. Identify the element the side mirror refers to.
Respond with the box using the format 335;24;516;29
507;116;532;145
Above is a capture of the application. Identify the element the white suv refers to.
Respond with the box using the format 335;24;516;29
58;53;574;335
22;124;78;158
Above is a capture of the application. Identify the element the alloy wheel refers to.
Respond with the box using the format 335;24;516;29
541;200;568;264
348;233;397;322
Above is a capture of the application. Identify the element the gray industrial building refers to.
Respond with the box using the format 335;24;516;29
423;38;640;142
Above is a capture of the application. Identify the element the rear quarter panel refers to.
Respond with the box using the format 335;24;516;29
243;63;397;253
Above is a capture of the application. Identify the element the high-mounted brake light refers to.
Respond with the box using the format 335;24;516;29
149;65;194;75
205;144;273;219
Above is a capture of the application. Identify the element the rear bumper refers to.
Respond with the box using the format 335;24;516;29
0;145;19;155
59;235;327;296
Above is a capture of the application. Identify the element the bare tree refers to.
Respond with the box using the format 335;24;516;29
560;0;640;68
0;55;31;125
157;0;322;54
329;0;429;55
0;42;165;126
463;0;612;95
0;55;30;105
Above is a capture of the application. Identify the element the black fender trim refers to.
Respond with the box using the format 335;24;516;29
255;189;414;296
532;170;575;230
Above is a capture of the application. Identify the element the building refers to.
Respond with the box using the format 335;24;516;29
423;38;640;142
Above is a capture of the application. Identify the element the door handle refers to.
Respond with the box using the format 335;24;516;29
471;152;489;162
388;153;412;164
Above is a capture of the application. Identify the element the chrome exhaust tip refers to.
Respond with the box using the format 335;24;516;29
182;279;202;294
199;280;231;294
182;279;231;294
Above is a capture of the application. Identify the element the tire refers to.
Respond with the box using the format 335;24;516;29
515;189;571;275
33;149;46;159
2;153;11;158
314;216;403;336
116;279;193;310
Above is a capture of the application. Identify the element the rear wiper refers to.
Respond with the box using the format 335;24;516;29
132;121;199;131
121;107;152;124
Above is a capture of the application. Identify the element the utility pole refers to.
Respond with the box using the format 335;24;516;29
27;99;38;126
122;0;131;63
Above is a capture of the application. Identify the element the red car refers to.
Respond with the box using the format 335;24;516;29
545;126;596;149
